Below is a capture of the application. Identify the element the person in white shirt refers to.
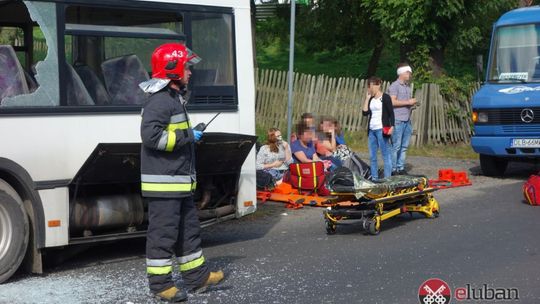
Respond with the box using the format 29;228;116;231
362;76;395;180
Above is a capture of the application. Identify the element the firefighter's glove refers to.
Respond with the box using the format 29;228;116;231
193;130;203;142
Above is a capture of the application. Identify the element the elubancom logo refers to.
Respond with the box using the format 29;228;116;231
454;284;519;301
418;278;520;304
418;278;452;304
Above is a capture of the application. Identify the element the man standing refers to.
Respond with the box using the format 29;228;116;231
388;63;416;175
139;43;223;303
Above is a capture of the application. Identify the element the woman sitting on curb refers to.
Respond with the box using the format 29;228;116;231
315;116;342;167
256;127;293;183
291;123;321;163
291;123;340;171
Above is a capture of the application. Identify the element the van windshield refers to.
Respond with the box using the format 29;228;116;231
488;23;540;83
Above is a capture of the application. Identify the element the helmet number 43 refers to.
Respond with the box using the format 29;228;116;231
171;50;184;58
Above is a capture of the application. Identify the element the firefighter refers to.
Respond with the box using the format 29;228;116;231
139;42;224;303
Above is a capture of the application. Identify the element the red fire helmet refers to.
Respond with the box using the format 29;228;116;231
150;42;201;80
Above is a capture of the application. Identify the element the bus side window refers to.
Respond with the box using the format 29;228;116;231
100;54;149;106
64;5;184;107
0;25;43;102
188;11;237;109
1;1;59;107
0;45;29;103
191;13;235;86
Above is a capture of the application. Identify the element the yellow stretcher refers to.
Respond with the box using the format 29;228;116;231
323;175;440;235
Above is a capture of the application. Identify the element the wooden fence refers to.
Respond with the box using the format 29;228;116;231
255;3;279;21
255;69;477;146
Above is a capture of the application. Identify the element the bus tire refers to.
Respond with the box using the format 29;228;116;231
480;154;508;177
0;188;29;284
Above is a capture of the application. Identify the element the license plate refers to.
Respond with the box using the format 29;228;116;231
511;138;540;148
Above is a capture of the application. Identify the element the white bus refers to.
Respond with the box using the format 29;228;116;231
0;0;257;283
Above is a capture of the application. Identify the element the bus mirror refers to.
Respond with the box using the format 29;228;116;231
476;55;483;82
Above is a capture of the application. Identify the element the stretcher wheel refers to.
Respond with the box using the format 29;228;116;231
366;219;380;235
424;211;439;219
429;198;440;218
325;220;337;235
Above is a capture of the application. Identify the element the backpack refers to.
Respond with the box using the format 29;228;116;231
325;167;355;193
523;174;540;206
341;152;371;180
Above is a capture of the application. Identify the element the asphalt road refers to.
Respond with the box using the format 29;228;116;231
1;156;540;304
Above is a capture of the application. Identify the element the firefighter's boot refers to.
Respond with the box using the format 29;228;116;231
155;286;188;303
193;270;225;293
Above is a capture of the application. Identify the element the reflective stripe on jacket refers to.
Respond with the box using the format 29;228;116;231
140;88;196;198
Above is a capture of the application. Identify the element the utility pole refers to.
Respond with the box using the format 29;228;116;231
286;0;296;141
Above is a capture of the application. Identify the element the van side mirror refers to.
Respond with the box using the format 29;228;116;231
476;55;484;82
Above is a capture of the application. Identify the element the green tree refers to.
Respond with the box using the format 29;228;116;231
361;0;517;79
296;0;385;75
297;0;366;53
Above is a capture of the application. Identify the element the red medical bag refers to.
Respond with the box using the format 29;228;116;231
288;162;327;194
523;174;540;206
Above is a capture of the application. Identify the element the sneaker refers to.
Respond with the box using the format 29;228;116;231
192;270;225;293
155;286;188;303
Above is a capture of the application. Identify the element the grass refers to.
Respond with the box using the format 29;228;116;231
344;131;477;160
406;143;477;160
255;33;477;82
255;125;268;142
256;41;400;81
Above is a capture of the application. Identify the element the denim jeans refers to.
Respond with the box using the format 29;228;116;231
391;120;413;172
320;155;342;171
368;129;393;180
264;169;285;181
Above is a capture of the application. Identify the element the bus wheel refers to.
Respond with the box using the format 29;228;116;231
480;154;508;177
0;181;29;284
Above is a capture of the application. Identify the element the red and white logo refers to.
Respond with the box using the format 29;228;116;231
418;278;452;304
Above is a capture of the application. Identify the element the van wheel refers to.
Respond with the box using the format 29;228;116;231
479;154;508;177
0;180;29;284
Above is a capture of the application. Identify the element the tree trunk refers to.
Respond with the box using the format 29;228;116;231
366;36;384;77
428;48;445;78
399;44;411;63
